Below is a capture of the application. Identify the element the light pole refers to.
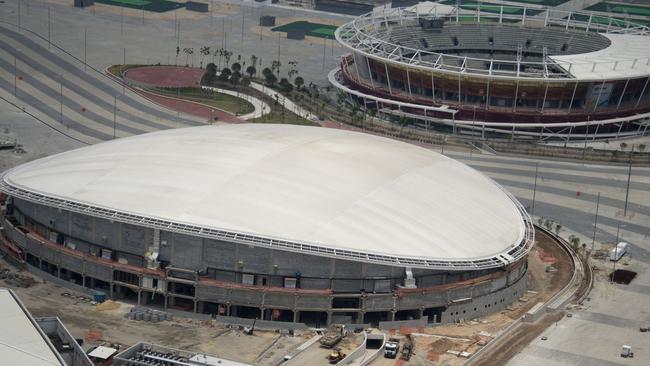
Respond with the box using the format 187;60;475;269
531;162;539;216
84;27;87;72
59;75;64;126
122;48;126;94
591;191;600;252
113;95;119;139
47;8;51;49
121;3;124;35
623;145;634;217
14;54;17;96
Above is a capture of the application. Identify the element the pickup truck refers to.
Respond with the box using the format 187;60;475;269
384;338;400;358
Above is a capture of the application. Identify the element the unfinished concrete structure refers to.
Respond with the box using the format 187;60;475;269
0;125;532;326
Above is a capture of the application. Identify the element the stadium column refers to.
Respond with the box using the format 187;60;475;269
406;68;412;98
616;78;630;110
567;81;579;114
513;80;520;113
592;80;607;113
384;62;392;95
365;57;375;90
635;76;650;108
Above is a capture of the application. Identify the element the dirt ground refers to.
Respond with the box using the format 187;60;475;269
400;228;575;366
0;258;306;365
0;228;574;366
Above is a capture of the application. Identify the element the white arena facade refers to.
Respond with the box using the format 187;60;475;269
0;125;533;326
331;3;650;141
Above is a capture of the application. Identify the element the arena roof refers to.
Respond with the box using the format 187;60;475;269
550;33;650;80
1;125;531;269
336;5;650;81
0;288;63;366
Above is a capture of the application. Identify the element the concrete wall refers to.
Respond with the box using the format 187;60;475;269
5;200;528;326
15;198;507;292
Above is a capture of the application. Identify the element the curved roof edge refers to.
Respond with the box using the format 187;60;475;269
0;174;533;271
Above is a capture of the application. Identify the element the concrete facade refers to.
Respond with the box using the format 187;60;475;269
1;197;528;327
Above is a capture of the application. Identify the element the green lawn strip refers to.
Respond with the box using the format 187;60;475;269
442;0;542;15
150;87;255;115
250;111;318;126
586;2;650;17
95;0;184;13
572;13;649;27
272;21;338;39
504;0;569;5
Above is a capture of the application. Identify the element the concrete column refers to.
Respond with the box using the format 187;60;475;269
164;295;168;310
193;299;198;313
197;301;205;314
390;310;396;321
358;311;365;324
109;283;114;299
260;308;266;321
137;290;142;305
293;310;300;323
418;308;424;320
326;311;332;326
226;304;232;317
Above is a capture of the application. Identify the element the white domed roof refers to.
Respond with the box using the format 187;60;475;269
1;124;531;269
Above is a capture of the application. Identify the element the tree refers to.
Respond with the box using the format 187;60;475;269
219;67;231;82
224;51;233;68
231;62;241;73
279;78;293;93
241;77;251;87
620;142;628;150
246;65;256;79
555;224;562;235
262;67;273;78
294;76;304;91
639;143;646;152
264;72;277;86
230;71;242;85
183;47;194;66
271;60;281;77
199;46;210;68
205;63;217;83
250;55;258;74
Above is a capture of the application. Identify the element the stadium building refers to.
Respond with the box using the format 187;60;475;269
0;125;533;327
330;3;650;140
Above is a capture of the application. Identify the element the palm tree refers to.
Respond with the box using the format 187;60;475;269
231;62;241;73
246;65;256;79
183;47;194;66
199;46;210;68
294;76;304;91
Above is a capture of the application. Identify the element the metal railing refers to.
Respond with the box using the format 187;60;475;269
336;5;650;81
0;172;532;271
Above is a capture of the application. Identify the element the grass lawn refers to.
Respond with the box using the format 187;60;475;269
587;2;650;17
151;87;255;115
251;111;318;126
95;0;184;13
443;0;541;15
504;0;568;5
272;21;338;40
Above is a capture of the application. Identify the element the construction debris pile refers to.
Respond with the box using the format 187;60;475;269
0;268;36;288
126;306;173;322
